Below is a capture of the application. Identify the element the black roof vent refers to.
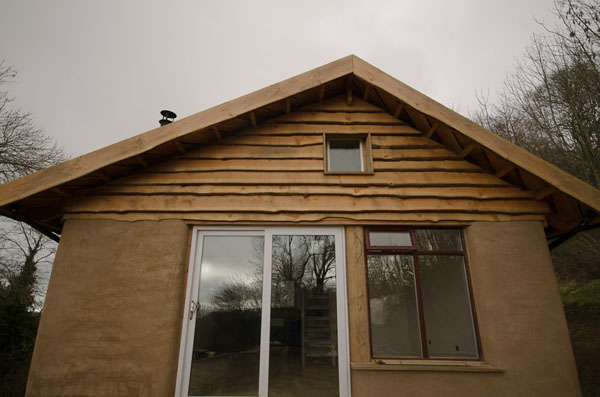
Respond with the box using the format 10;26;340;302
159;110;177;126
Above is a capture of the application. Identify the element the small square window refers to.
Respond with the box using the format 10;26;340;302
325;134;372;173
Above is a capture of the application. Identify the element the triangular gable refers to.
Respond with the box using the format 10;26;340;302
0;55;598;242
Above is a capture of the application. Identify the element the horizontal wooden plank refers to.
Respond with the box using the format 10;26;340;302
182;144;324;159
114;171;512;186
150;158;325;172
146;158;483;173
371;135;440;148
374;160;482;171
217;135;323;146
62;211;546;224
272;111;404;125
301;96;384;112
239;123;421;136
373;148;459;160
91;184;534;200
65;194;548;214
213;134;439;148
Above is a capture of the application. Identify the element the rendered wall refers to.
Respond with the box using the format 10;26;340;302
27;220;580;396
347;221;581;396
26;219;189;396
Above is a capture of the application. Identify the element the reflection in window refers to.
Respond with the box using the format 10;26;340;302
188;236;264;396
367;255;421;357
368;230;412;247
419;255;477;358
269;235;339;396
365;228;479;360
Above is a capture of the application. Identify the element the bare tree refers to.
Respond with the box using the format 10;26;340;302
473;0;600;188
0;62;64;395
0;61;63;183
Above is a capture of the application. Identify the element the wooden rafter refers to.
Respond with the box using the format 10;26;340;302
174;141;186;154
535;186;557;201
212;126;221;140
393;102;404;118
362;84;371;101
495;165;515;178
250;111;257;127
53;187;72;199
459;142;477;158
96;171;112;183
425;122;439;139
135;156;149;168
346;76;353;106
285;99;291;115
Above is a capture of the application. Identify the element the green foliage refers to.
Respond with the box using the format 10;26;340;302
0;253;40;396
560;279;600;305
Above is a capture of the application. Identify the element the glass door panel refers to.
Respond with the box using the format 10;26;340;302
268;235;339;397
188;235;264;396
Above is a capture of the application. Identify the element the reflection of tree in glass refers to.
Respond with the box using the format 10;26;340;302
414;229;461;251
367;255;415;299
270;235;336;305
211;275;262;311
307;235;336;294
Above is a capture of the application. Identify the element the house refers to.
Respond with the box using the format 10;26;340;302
0;55;597;397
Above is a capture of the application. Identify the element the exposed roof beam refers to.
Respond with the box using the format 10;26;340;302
135;156;149;168
346;76;353;106
174;141;186;154
285;99;291;115
393;102;404;118
212;126;221;140
534;186;557;201
53;187;72;199
459;142;477;158
362;84;371;101
425;122;439;139
495;165;515;178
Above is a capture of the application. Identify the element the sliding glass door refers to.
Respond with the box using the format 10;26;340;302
176;228;350;397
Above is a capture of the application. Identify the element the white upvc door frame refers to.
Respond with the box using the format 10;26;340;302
175;226;351;397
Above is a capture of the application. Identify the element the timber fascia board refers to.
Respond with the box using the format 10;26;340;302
0;56;354;207
351;55;600;212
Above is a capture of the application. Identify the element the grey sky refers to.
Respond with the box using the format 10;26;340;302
0;0;557;158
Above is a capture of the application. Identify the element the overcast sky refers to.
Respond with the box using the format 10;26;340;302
0;0;558;158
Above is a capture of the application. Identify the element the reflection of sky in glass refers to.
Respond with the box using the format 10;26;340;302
198;236;263;305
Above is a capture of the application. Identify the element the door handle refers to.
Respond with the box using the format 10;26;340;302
189;300;199;320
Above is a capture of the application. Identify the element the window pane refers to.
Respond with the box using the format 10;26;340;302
328;140;362;171
188;236;264;396
367;255;422;357
269;235;339;396
418;255;478;358
369;231;412;247
415;229;462;251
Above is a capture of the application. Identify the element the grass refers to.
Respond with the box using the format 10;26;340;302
559;279;600;397
560;279;600;305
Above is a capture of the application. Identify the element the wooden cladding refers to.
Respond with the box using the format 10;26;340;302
64;96;547;224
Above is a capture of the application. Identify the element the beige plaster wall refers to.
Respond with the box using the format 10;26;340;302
348;221;581;396
26;219;189;397
27;220;580;396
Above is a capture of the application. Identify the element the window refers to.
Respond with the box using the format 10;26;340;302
325;134;372;173
365;228;480;360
